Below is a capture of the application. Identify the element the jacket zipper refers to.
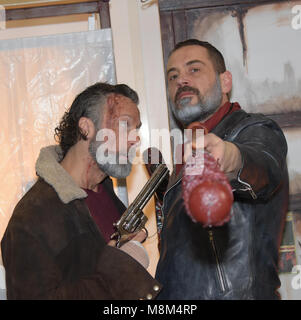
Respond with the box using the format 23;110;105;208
162;177;228;293
208;228;227;292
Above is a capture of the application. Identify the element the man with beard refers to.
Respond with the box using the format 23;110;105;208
1;82;162;300
155;39;289;299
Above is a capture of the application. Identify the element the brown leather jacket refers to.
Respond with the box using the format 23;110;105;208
1;146;161;300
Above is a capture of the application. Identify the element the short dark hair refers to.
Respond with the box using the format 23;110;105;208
54;82;139;157
170;39;226;74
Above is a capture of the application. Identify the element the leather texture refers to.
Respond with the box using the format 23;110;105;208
155;110;289;300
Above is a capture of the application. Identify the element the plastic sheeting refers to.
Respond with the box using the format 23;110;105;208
0;29;116;264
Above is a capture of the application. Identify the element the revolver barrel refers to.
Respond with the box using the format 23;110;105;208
113;163;169;247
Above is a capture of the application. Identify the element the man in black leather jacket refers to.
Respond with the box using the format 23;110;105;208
155;39;289;299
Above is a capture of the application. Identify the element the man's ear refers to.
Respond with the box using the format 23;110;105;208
78;117;96;140
220;71;232;95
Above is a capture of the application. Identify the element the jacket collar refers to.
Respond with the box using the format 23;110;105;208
35;145;87;204
168;108;246;190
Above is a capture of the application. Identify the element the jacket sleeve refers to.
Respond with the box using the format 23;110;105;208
1;225;161;300
228;118;288;201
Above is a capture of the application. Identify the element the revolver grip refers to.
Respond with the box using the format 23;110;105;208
113;209;148;248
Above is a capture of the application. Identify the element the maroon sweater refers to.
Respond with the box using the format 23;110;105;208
83;177;126;243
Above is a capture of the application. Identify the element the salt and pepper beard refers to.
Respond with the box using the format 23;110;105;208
170;74;223;127
89;138;133;179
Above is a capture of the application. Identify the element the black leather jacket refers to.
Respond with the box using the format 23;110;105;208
155;109;289;300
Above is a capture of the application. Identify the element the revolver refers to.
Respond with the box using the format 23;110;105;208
111;163;169;248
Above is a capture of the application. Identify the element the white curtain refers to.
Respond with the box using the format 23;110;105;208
0;29;116;271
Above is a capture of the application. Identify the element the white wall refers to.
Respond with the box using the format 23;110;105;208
110;0;171;277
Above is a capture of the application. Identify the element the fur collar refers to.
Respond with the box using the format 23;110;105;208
35;145;87;204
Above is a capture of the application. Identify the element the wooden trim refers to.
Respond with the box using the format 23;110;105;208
158;0;288;12
98;0;110;29
5;1;108;22
159;11;175;67
266;111;301;129
3;1;98;10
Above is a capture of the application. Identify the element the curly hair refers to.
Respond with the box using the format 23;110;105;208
54;82;139;157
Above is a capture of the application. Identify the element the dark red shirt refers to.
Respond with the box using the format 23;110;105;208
83;179;125;243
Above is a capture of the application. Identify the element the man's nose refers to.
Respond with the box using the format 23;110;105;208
128;134;140;148
176;73;190;87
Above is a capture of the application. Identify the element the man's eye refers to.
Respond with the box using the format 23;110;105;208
168;74;178;81
191;68;200;73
